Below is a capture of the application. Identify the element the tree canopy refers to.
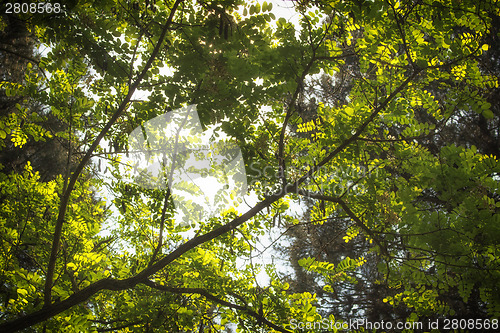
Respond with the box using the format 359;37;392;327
0;0;499;332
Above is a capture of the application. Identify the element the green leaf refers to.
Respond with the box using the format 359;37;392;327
17;288;28;296
344;106;354;116
482;109;494;119
481;102;492;110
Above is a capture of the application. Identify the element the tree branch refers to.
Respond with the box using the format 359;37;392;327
277;49;317;187
297;190;389;256
143;280;292;333
149;187;171;266
0;46;40;65
0;189;286;332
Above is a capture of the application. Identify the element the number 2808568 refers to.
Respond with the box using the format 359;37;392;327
5;3;63;14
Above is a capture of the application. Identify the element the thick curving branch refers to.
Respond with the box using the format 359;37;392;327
0;193;285;332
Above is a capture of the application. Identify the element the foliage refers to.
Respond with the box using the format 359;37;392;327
0;0;499;332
